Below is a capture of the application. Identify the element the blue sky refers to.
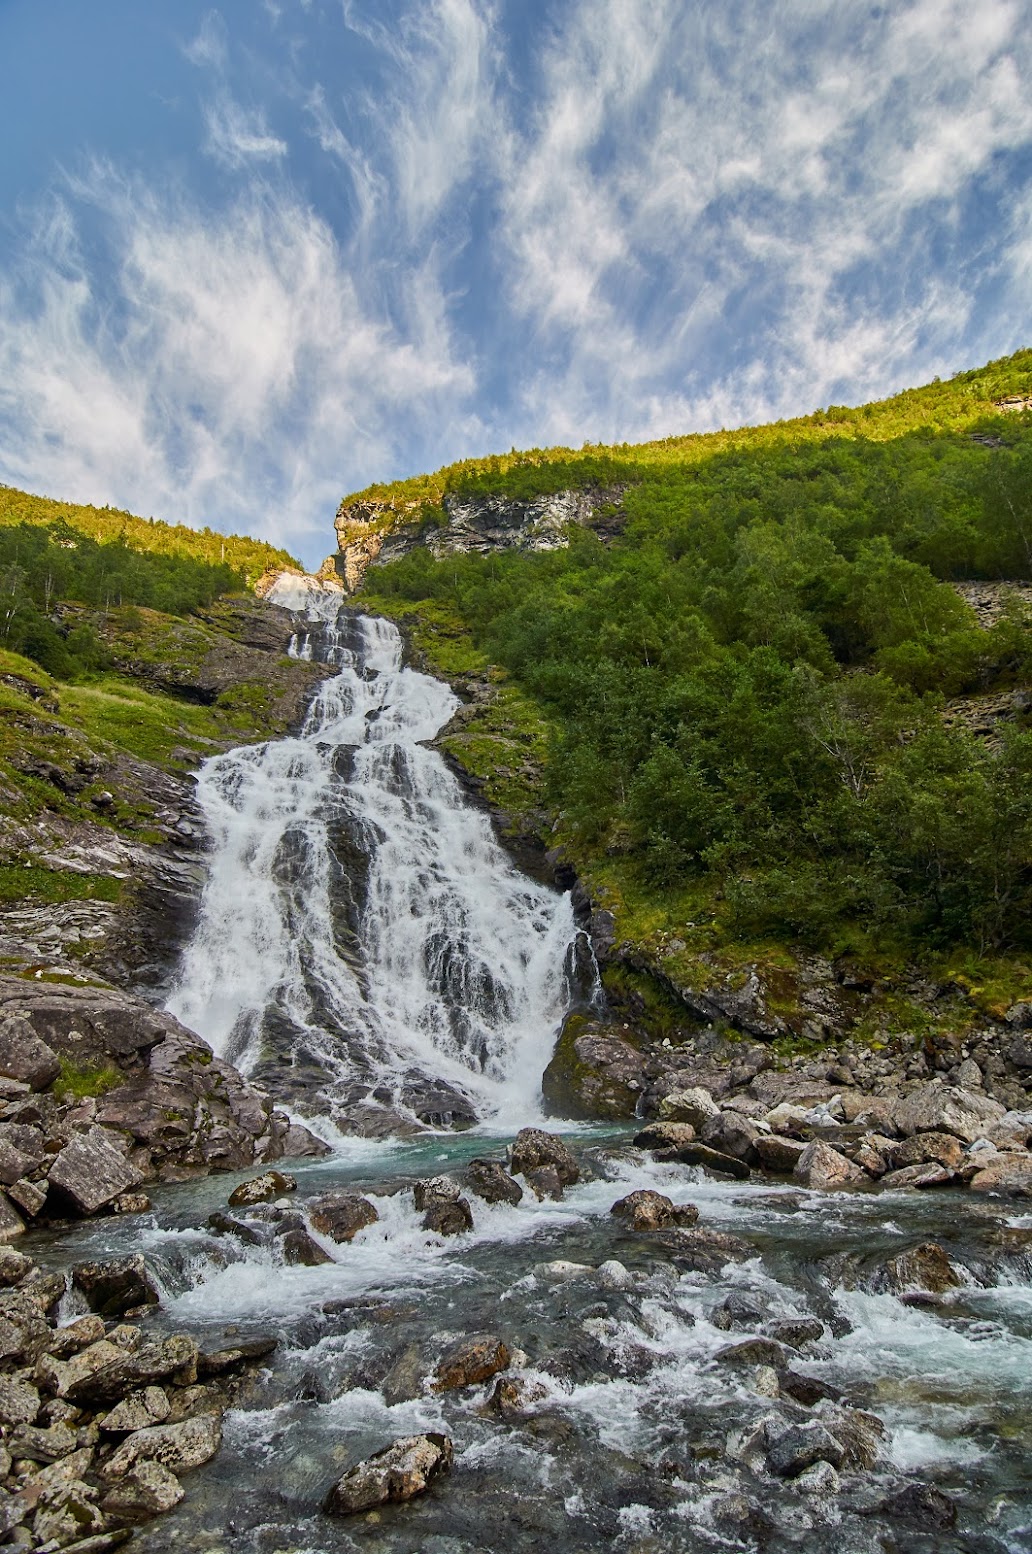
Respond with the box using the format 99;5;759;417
1;0;1031;567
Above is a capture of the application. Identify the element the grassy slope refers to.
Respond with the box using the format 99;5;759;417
350;351;1032;1046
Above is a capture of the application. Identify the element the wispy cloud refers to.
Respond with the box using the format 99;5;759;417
203;96;288;169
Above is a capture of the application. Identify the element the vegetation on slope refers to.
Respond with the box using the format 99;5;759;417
355;353;1032;1007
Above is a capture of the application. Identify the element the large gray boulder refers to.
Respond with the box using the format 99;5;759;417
793;1139;865;1190
323;1432;453;1516
893;1082;1006;1144
48;1130;144;1216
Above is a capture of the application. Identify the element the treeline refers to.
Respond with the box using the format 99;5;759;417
0;522;245;679
0;485;298;583
364;406;1032;957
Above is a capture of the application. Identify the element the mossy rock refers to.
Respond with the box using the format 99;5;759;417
541;1013;647;1121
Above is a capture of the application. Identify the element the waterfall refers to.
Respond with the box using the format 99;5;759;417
166;574;588;1135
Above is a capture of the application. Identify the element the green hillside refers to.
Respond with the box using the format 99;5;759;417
354;350;1032;1027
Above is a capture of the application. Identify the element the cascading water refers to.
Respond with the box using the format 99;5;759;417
167;574;590;1135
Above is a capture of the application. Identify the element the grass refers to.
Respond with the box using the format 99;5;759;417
51;1058;124;1102
59;677;237;766
0;865;125;907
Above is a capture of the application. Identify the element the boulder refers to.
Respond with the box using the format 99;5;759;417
101;1412;222;1479
0;1248;34;1287
487;1375;549;1419
632;1122;697;1151
227;1171;296;1207
754;1135;807;1173
7;1180;47;1219
464;1159;523;1206
817;1406;885;1470
657;1087;720;1129
766;1318;824;1349
717;1338;791;1370
711;1292;766;1330
762;1103;810;1135
0;1014;61;1091
701;1112;762;1163
47;1129;144;1216
541;1018;646;1119
71;1255;159;1317
0;1375;40;1426
433;1334;510;1392
422;1196;474;1236
662;1227;752;1272
674;1143;751;1179
609;1190;698;1232
509;1128;579;1187
878;1481;957;1529
48;1315;106;1359
885;1131;965;1171
0;1195;26;1244
99;1388;171;1433
893;1082;1006;1144
308;1193;379;1243
793;1139;865;1190
101;1459;184;1522
323;1433;452;1516
869;1241;963;1296
63;1334;200;1407
281;1226;333;1266
880;1162;953;1189
968;1155;1032;1197
767;1422;846;1478
522;1166;564;1200
197;1337;278;1377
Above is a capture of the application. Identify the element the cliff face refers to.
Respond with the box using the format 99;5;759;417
332;485;626;591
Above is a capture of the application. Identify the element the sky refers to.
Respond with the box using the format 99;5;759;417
1;1;1031;568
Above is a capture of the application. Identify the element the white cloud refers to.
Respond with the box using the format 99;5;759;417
203;96;288;169
183;10;227;70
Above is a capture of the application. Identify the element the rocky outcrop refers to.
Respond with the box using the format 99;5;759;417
0;977;328;1228
332;486;627;593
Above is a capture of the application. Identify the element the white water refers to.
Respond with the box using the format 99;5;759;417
167;574;584;1132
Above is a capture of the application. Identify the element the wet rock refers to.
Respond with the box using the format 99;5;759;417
0;1194;27;1244
486;1374;549;1419
381;1344;425;1406
869;1241;963;1296
969;1154;1032;1197
656;1087;720;1129
711;1491;777;1542
101;1458;184;1522
797;1459;840;1497
632;1121;697;1151
779;1371;843;1406
755;1135;808;1172
464;1158;523;1206
767;1421;845;1477
793;1139;865;1190
207;1211;264;1246
227;1170;297;1207
541;1018;646;1119
717;1338;792;1370
308;1193;379;1243
0;1248;34;1287
421;1194;474;1236
674;1143;751;1179
878;1480;957;1529
712;1291;766;1331
101;1411;222;1479
322;1432;453;1516
595;1259;636;1291
766;1317;825;1349
197;1336;278;1377
880;1162;953;1189
47;1128;144;1216
509;1128;580;1187
609;1190;699;1232
0;1015;61;1091
663;1227;752;1272
817;1405;886;1470
71;1256;159;1317
433;1334;510;1392
281;1226;334;1266
63;1334;200;1407
412;1175;461;1210
894;1081;1006;1143
884;1131;965;1172
522;1166;564;1200
99;1388;171;1433
111;1190;151;1215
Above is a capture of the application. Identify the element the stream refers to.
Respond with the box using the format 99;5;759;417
40;578;1031;1552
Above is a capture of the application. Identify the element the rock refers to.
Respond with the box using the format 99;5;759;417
1006;1003;1032;1032
657;1087;720;1129
878;1481;957;1529
423;1195;474;1235
7;1179;47;1218
880;1162;953;1189
663;1227;751;1272
717;1338;792;1370
754;1135;808;1172
31;1481;105;1547
767;1421;846;1477
38;1339;128;1399
766;1317;825;1349
101;1458;184;1522
0;1248;34;1286
818;1405;886;1470
308;1192;379;1243
522;1166;564;1200
101;1412;222;1479
675;1143;751;1179
870;1241;963;1296
323;1432;453;1516
112;1191;151;1215
509;1128;579;1186
893;1082;1006;1144
207;1211;264;1246
45;1315;105;1359
779;1371;843;1406
796;1460;840;1496
701;1112;762;1163
0;1375;40;1425
433;1334;510;1392
609;1190;698;1232
0;1015;61;1090
47;1129;144;1216
464;1159;523;1206
541;1018;646;1119
0;1194;25;1243
793;1139;865;1190
99;1388;171;1433
595;1258;635;1290
763;1102;810;1135
632;1121;697;1151
487;1375;549;1419
884;1132;965;1172
9;1420;79;1462
956;1057;982;1089
197;1337;278;1377
71;1255;159;1317
281;1226;333;1266
63;1334;200;1407
969;1154;1032;1197
712;1292;766;1330
227;1170;296;1207
381;1344;425;1406
412;1176;461;1210
0;1138;37;1187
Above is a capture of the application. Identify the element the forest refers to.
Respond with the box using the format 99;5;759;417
356;352;1032;962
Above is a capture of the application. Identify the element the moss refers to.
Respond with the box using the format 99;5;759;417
51;1058;123;1102
0;865;124;906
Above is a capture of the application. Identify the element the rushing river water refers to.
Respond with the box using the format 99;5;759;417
77;576;1028;1553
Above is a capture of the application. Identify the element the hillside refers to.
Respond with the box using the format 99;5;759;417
341;350;1032;1053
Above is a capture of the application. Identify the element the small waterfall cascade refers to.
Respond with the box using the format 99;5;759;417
167;574;591;1135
